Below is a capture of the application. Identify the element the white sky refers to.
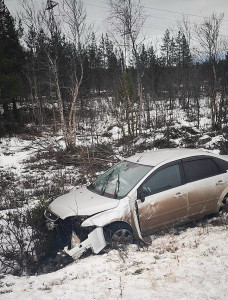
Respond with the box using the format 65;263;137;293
4;0;228;49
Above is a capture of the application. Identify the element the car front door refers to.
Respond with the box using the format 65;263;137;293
137;162;189;236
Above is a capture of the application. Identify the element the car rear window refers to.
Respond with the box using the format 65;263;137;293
183;158;220;183
212;157;228;173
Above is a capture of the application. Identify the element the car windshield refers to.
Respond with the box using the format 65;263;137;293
88;161;153;199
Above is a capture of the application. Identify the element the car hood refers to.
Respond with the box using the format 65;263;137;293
48;186;120;219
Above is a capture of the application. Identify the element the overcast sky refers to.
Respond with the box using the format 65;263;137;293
4;0;228;47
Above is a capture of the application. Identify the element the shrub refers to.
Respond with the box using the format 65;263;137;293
0;200;56;276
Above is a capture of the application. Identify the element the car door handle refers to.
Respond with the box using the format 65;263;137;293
216;180;225;185
174;192;184;198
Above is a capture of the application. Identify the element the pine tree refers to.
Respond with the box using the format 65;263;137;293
161;29;171;67
181;33;191;68
169;37;177;67
175;31;183;86
105;34;119;90
144;45;158;93
99;34;106;68
139;44;148;70
175;31;182;68
175;31;192;107
0;0;25;119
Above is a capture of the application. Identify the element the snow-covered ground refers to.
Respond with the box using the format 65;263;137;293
1;134;228;299
1;220;228;299
0;137;35;175
0;99;228;299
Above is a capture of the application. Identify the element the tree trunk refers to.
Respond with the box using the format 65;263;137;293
3;103;9;120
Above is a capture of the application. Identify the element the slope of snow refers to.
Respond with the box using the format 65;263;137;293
1;99;228;299
1;221;227;300
0;137;35;174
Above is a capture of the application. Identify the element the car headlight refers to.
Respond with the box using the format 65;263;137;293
44;210;59;222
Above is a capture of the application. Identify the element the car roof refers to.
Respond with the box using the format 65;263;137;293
126;148;219;166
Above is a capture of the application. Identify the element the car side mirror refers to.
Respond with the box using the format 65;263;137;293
137;189;145;203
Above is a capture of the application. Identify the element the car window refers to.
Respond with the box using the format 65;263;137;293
212;157;228;173
183;158;219;183
140;164;182;197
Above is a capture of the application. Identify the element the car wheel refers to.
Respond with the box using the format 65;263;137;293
105;223;134;248
221;194;228;212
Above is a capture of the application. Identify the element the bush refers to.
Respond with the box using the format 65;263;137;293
0;200;56;276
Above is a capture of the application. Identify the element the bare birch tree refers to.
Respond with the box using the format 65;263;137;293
20;0;91;149
44;0;91;149
107;0;146;136
59;0;92;148
195;13;224;129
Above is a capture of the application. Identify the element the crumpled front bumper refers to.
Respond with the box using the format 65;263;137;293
64;227;107;260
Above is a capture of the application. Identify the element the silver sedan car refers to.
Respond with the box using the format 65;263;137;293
44;149;228;259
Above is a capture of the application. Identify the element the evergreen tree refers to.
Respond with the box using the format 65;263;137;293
161;29;171;67
139;44;148;70
99;34;106;68
144;45;158;93
105;34;119;90
181;33;191;67
0;0;25;119
175;31;192;107
105;34;117;70
161;30;178;68
88;32;97;70
169;37;177;67
176;31;182;68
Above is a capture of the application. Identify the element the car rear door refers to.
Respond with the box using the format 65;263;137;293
182;156;226;218
137;161;189;236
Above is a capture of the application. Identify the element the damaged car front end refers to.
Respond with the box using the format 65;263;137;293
44;206;109;260
44;208;102;259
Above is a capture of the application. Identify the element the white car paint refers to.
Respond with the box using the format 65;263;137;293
45;148;228;259
48;186;120;219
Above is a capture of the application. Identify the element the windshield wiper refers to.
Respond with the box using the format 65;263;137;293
114;173;120;199
101;169;114;195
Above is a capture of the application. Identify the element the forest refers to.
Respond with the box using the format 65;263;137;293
0;0;228;149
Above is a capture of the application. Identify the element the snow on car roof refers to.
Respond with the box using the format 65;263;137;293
126;148;216;166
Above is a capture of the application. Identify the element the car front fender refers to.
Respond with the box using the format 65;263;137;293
81;200;131;228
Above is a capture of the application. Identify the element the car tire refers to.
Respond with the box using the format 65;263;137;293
105;223;134;248
221;194;228;212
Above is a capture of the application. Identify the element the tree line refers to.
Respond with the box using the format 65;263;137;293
0;0;228;148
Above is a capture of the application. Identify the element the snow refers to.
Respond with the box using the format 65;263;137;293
109;126;121;140
0;137;35;174
1;221;228;299
1;97;228;299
